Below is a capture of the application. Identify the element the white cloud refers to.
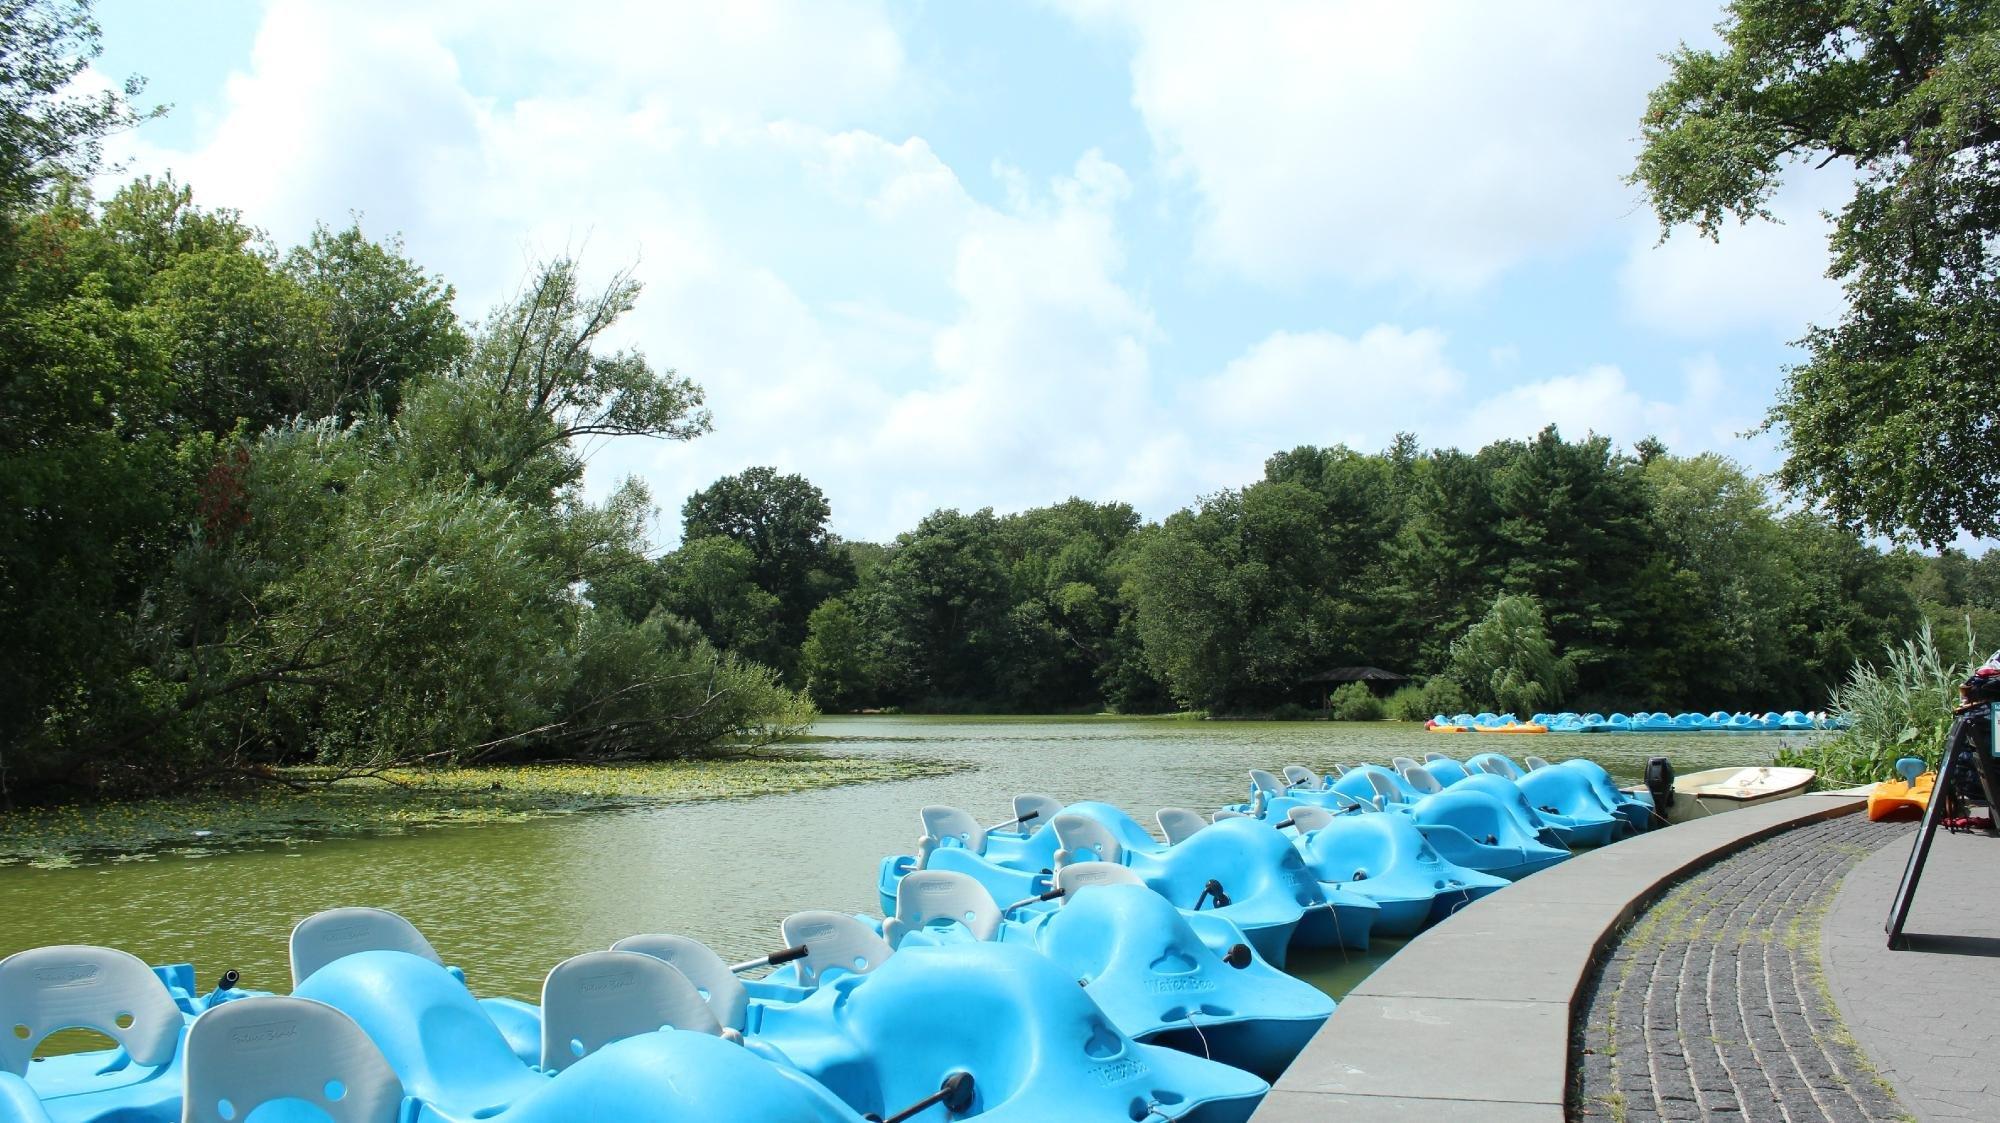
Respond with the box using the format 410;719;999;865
1064;0;1715;290
104;0;1815;544
1617;173;1850;339
1451;355;1772;466
1188;326;1464;458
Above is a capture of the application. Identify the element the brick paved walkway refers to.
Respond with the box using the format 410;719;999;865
1574;815;1913;1122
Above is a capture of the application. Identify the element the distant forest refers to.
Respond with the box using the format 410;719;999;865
649;436;1987;720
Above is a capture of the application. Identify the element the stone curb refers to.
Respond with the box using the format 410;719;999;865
1254;791;1867;1122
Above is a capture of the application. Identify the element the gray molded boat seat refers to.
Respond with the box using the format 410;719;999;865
1286;805;1334;832
883;870;1004;947
1424;752;1449;762
1365;769;1405;806
1282;765;1319;789
1211;809;1250;822
1391;756;1420;773
1052;861;1146;902
182;995;403;1123
1012;794;1063;835
541;950;721;1071
610;934;749;1033
1525;756;1551;771
1400;764;1444;795
1156;807;1207;845
1479;758;1514;777
916;805;985;868
778;911;891;988
1051;812;1126;869
0;945;182;1077
290;906;443;987
1248;769;1286;797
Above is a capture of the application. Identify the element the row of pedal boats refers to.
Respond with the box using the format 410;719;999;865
2;751;1653;1123
1427;710;1841;734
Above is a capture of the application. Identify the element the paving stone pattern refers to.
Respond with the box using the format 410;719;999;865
1574;815;1913;1123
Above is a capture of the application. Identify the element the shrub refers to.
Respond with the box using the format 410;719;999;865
1268;702;1315;721
1417;675;1470;717
1383;683;1431;722
1777;621;1980;786
1329;682;1385;721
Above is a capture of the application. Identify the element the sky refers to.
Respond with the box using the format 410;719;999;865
88;0;1859;547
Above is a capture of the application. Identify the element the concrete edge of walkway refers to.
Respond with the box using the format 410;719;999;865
1253;790;1868;1122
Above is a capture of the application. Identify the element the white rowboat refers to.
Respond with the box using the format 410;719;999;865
1629;765;1816;824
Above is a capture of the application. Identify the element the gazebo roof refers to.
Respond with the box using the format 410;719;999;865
1300;666;1408;684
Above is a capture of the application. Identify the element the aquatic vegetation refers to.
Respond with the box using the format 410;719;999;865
0;752;968;868
1776;621;1981;786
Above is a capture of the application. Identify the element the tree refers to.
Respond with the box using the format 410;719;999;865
0;1;155;218
1446;593;1576;716
1633;0;2000;545
680;467;853;661
283;221;468;421
800;597;875;711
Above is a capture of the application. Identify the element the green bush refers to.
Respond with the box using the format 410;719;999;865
1268;702;1315;721
1417;675;1470;717
1383;683;1431;721
1777;621;1980;786
1329;682;1385;721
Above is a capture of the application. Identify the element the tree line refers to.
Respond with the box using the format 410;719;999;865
648;435;1978;722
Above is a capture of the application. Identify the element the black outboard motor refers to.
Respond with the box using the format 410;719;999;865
1645;756;1676;814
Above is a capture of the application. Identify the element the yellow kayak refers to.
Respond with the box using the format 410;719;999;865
1474;722;1548;734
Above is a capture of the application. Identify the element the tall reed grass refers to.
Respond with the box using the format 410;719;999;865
1776;621;1982;786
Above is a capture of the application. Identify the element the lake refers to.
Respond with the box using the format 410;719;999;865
0;717;1795;1003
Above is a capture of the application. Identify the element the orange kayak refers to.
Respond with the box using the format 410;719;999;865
1474;722;1548;734
1425;721;1469;733
1867;771;1935;821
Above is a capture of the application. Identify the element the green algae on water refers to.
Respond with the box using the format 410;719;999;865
0;752;969;868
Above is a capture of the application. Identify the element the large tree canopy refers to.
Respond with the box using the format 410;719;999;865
1632;0;2000;546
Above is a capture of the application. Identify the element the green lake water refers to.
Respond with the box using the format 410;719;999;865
0;718;1802;1004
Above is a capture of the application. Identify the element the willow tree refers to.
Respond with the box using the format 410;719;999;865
1633;0;2000;546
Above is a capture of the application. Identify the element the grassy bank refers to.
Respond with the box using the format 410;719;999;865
0;751;969;869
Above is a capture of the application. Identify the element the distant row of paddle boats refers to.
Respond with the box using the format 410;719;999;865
1;748;1805;1123
1426;710;1844;734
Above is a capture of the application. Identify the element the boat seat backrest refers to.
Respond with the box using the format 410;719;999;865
1525;756;1551;771
1287;805;1334;832
1156;807;1207;845
1210;808;1249;822
778;912;892;988
1282;765;1319;789
918;805;986;855
1479;758;1511;777
290;907;443;988
1365;769;1405;805
1247;769;1286;797
1051;812;1124;868
609;934;749;1032
1391;756;1420;773
1012;794;1063;837
181;995;403;1123
0;945;182;1076
1424;752;1448;762
1053;861;1146;902
884;870;1003;948
541;950;720;1071
1401;764;1444;795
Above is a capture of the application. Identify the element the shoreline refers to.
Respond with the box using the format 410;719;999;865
0;750;972;869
